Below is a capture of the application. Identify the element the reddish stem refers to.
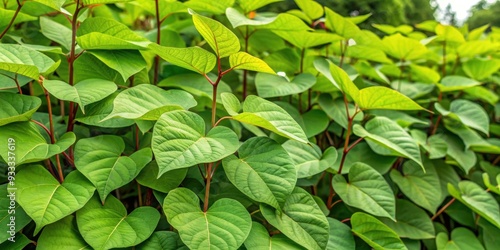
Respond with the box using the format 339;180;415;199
431;198;456;220
0;0;22;39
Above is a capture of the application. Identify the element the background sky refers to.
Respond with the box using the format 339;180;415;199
436;0;497;23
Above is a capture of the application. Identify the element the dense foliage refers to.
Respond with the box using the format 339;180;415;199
0;0;499;249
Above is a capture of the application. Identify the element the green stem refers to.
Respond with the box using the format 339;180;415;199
203;162;213;212
0;0;22;40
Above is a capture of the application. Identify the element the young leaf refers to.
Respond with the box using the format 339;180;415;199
185;0;234;14
44;79;116;114
380;200;435;239
332;162;396;220
190;10;240;57
17;166;95;235
295;0;323;20
318;59;360;102
237;0;282;13
229;52;275;74
255;73;316;98
37;216;90;250
220;92;241;116
40;17;72;51
152;110;239;175
273;31;343;49
163;188;251;250
282;140;337;178
74;135;152;203
89;50;146;82
259;13;312;31
232;95;309;143
351;212;407;250
324;7;360;39
103;85;196;121
260;187;329;250
77;195;160;249
0;93;41;126
358;86;428;111
0;44;57;79
381;33;428;61
0;122;75;165
353;117;423;169
150;44;216;74
226;7;277;28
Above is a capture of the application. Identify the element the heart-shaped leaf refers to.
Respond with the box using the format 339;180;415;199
333;162;396;220
326;218;355;250
17;165;95;235
0;44;58;79
77;195;160;250
437;76;481;92
163;188;252;250
190;10;240;57
37;216;90;250
136;161;187;194
103;85;197;121
0;122;75;165
89;50;146;82
324;8;360;39
232;95;308;143
229;52;275;74
0;184;31;243
74;135;152;203
244;222;303;249
282;140;337;178
435;133;476;173
353;117;423;169
448;181;500;228
381;33;428;61
261;187;329;250
380;200;435;239
150;44;216;74
411;130;447;159
44;79;116;114
255;73;316;98
222;137;296;209
295;0;324;20
152;110;239;175
0;92;41;126
436;228;485;250
351;212;407;250
137;231;188;250
435;99;489;135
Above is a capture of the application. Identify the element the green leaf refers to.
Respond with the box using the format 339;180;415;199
104;85;196;121
261;187;329;250
331;142;397;174
332;162;396;220
435;134;476;173
411;130;447;159
0;233;31;250
463;58;500;81
17;165;95;235
390;160;442;213
351;212;408;250
40;17;72;51
317;59;360;102
89;50;146;82
319;95;364;130
409;64;441;84
0;122;75;165
435;99;489;135
373;24;413;35
0;184;31;243
137;231;188;250
302;109;329;138
150;44;216;74
75;135;152;203
282;140;337;178
37;216;91;250
244;222;303;249
190;10;240;57
273;30;343;49
75;93;135;128
326;218;355;250
0;93;41;126
347;45;392;63
437;76;481;92
381;33;428;60
152;110;239;175
358;86;428;111
44;79;116;114
163;188;251;250
255;73;316;98
82;0;131;4
237;0;282;13
353;117;423;169
232;95;308;143
77;195;160;250
229;52;275;74
294;0;323;20
259;13;312;31
435;24;465;44
77;17;150;50
0;9;36;30
226;7;277;28
380;200;435;239
436;228;485;250
220;92;241;116
138;0;186;19
185;0;234;14
391;81;435;99
448;181;500;228
0;44;57;79
136;161;187;194
222;137;296;209
324;8;360;39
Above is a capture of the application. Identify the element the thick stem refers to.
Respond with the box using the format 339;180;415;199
153;0;161;85
137;181;143;206
431;198;455;220
14;74;22;94
203;162;213;212
0;0;22;39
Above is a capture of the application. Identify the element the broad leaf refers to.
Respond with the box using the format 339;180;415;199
326;218;355;250
448;181;500;228
273;30;343;49
0;122;75;165
302;109;329;137
74;135;152;203
190;10;240;57
255;73;316;98
437;76;481;92
150;44;216;74
0;184;31;243
220;92;241;116
319;95;364;130
137;231;188;250
77;195;160;249
282;140;337;178
411;130;447;159
136;161;187;194
75;93;135;128
226;7;277;28
324;8;360;39
435;134;476;173
163;188;251;250
185;0;234;14
353;117;423;169
351;212;407;250
244;222;303;249
152;110;239;175
237;0;282;13
261;187;329;250
89;50;146;81
381;33;428;60
0;44;57;79
436;228;485;250
316;59;360;102
259;13;312;31
0;93;41;126
223;137;296;209
158;74;232;102
44;79;116;114
104;85;196;121
233;95;308;143
37;216;91;250
358;86;428;111
17;166;95;235
435;99;489;135
295;0;323;20
333;162;396;220
40;17;72;51
380;200;435;239
229;52;275;74
463;58;500;81
332;142;397;174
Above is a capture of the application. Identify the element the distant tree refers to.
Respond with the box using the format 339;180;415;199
467;0;500;30
442;3;458;26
